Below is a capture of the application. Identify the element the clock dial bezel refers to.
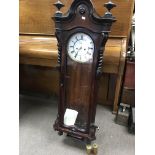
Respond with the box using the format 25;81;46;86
67;32;94;63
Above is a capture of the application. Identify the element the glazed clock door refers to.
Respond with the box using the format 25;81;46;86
65;32;95;132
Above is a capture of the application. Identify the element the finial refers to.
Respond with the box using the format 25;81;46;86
103;1;116;18
53;0;65;15
104;0;116;12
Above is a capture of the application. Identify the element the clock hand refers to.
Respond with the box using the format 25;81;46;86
74;44;83;58
75;51;78;58
76;46;82;50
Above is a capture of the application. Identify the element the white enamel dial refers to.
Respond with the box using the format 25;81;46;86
67;33;94;63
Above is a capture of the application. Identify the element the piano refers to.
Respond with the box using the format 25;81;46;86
19;0;134;113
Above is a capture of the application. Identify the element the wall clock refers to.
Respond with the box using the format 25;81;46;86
52;0;116;143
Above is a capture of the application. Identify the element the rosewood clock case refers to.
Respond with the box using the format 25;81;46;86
53;0;116;142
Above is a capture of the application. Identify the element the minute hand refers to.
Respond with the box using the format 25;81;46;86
74;46;82;58
75;51;79;58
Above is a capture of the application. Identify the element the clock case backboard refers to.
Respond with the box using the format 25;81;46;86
53;0;116;142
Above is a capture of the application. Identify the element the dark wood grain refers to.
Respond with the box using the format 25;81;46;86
66;59;93;131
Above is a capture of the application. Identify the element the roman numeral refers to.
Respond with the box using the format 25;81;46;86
79;55;81;60
75;36;79;41
81;35;83;40
72;41;75;44
87;52;91;55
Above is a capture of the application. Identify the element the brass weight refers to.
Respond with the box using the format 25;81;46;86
86;144;92;155
92;143;98;155
86;143;98;155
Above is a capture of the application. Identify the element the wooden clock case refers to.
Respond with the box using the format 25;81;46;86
53;0;116;142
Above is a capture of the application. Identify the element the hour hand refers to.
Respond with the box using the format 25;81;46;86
76;46;82;50
79;46;82;50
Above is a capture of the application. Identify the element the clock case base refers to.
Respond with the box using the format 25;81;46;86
53;118;97;142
